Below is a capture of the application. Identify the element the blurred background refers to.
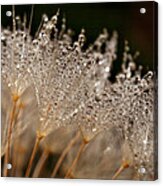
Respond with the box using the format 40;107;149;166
1;2;158;74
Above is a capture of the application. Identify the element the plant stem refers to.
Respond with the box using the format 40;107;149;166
64;138;87;178
25;131;45;177
112;161;129;180
3;94;19;177
51;131;80;178
11;103;24;176
32;149;49;177
11;139;18;176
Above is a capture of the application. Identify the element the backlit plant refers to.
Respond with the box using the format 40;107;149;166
1;5;156;180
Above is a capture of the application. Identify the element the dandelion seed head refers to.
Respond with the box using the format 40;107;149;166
1;6;155;179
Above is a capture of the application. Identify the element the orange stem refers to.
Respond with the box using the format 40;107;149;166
32;149;49;178
25;131;45;177
51;131;80;178
112;161;129;180
3;94;19;177
64;139;87;178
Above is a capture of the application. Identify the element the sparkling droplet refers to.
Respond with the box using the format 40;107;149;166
104;146;111;154
99;60;105;65
105;66;110;72
43;14;48;22
1;35;6;41
143;139;148;145
16;64;20;69
92;128;97;132
74;108;78;113
40;117;44;121
95;81;101;87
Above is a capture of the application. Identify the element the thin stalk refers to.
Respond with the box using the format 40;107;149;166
64;139;87;178
35;16;44;38
51;131;80;178
28;5;34;35
11;139;18;176
11;141;25;177
32;149;49;177
12;5;16;33
11;102;24;176
3;95;19;176
15;145;26;177
25;131;45;177
112;161;129;180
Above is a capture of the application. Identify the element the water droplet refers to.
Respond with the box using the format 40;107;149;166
104;146;111;154
1;35;6;41
40;117;44;121
99;60;105;65
43;14;48;22
92;128;97;132
16;64;20;69
143;139;148;145
105;66;110;72
95;81;101;87
74;108;78;113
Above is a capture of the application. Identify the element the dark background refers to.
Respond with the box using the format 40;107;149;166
1;1;158;74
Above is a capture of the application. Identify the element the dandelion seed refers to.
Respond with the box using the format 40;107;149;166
1;4;156;180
